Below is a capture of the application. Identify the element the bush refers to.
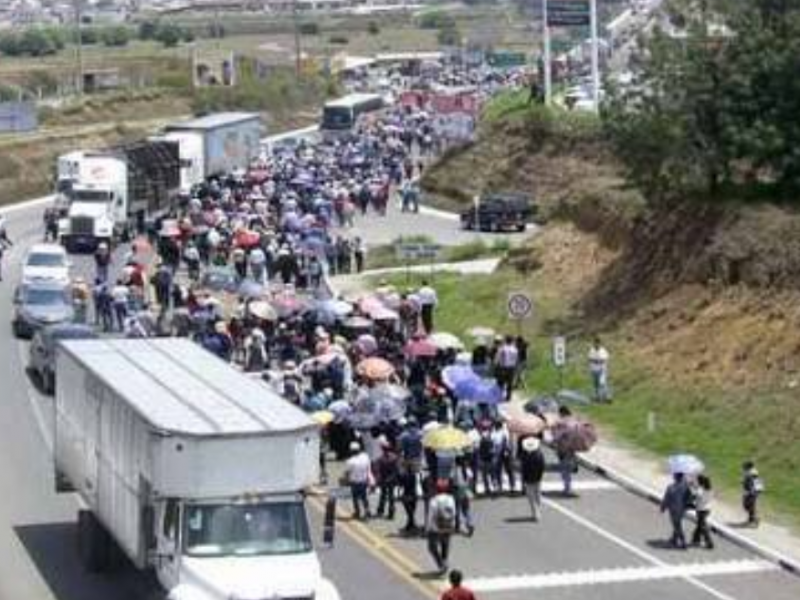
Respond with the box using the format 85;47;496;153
102;26;131;47
418;11;456;30
299;22;320;35
329;35;349;45
367;21;380;35
437;25;461;47
138;20;158;40
155;23;182;48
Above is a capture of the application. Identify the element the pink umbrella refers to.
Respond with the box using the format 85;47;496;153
356;334;378;356
359;296;384;314
404;338;438;358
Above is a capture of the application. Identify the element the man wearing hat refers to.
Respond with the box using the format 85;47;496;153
344;441;373;521
519;436;546;522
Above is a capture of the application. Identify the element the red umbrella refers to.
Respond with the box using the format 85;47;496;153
404;337;438;358
552;418;598;453
234;229;261;249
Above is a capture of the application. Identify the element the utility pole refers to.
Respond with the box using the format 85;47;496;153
74;0;84;96
542;0;552;104
293;0;302;77
590;0;600;112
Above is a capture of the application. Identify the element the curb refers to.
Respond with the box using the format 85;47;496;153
577;454;800;577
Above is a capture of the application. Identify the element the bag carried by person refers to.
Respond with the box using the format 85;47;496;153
434;497;456;532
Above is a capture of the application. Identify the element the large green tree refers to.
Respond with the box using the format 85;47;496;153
604;0;800;199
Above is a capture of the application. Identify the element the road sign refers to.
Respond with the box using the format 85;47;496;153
395;243;442;261
547;0;590;27
552;335;567;368
507;291;533;320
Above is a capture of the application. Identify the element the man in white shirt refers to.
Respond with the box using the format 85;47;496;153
494;335;519;401
344;441;372;520
426;479;457;574
588;337;611;402
417;280;438;334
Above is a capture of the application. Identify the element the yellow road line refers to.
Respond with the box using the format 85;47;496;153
309;496;441;599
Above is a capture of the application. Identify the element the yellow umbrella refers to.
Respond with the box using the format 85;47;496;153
311;410;334;426
422;426;471;452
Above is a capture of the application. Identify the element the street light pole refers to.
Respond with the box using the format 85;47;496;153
542;0;552;104
74;0;84;96
590;0;600;111
293;0;302;77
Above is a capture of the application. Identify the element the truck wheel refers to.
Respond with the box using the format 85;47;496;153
42;370;55;395
77;510;111;572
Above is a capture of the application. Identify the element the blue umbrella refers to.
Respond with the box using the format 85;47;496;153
442;365;479;390
238;279;266;300
455;378;503;405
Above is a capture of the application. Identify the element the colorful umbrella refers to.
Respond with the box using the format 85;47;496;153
311;410;334;426
371;307;399;321
429;332;465;351
271;295;308;317
358;296;385;314
356;334;378;356
423;426;472;452
356;357;395;381
404;337;438;358
343;316;373;330
552;418;598;453
456;378;503;405
499;403;547;436
442;364;479;390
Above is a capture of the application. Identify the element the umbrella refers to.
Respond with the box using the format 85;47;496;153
343;316;373;330
356;357;395;381
499;403;547;436
234;229;261;248
404;337;438;358
272;295;308;316
315;299;353;320
668;454;705;476
248;300;277;321
442;364;479;390
311;410;334;426
359;296;385;314
200;267;239;294
552;418;598;453
238;279;267;300
456;378;503;405
356;334;378;356
423;426;471;452
467;326;495;340
371;307;399;321
328;399;352;423
429;332;465;351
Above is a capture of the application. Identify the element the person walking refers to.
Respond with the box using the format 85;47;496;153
519;436;545;521
742;461;764;527
556;406;578;497
94;243;112;283
111;280;130;332
441;569;476;600
588;337;611;402
0;225;13;282
417;280;438;334
344;441;373;521
375;444;400;521
427;479;457;575
660;472;690;549
690;474;714;549
494;336;519;402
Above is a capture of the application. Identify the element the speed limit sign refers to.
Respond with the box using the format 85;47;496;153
507;291;533;320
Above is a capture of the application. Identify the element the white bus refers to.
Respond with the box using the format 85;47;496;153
320;93;385;136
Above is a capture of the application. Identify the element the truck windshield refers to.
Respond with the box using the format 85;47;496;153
73;190;110;202
183;502;312;557
322;106;353;130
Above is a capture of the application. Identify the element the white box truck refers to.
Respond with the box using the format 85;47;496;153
57;140;181;251
54;338;340;600
164;113;262;191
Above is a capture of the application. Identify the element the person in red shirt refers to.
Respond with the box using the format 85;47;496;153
441;570;476;600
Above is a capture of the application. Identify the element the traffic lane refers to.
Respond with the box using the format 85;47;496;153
308;501;432;600
479;579;705;600
700;571;800;600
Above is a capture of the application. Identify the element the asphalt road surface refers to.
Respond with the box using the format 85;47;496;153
0;198;799;600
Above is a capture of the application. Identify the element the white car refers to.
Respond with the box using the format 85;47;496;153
22;243;70;285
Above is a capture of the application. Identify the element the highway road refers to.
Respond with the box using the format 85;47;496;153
0;198;799;600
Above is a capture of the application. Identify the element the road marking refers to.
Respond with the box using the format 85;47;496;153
467;559;776;593
1;195;54;215
308;496;438;599
475;479;618;495
544;498;742;600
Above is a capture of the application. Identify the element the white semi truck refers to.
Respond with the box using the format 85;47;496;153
54;338;340;600
163;112;262;191
56;140;180;251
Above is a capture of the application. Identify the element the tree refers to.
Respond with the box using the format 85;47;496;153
102;26;131;47
155;23;182;48
603;0;800;199
367;21;380;35
437;24;462;47
19;28;57;56
138;20;158;40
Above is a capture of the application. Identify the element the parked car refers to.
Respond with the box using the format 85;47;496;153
29;323;97;394
460;193;535;232
12;281;74;339
22;243;70;285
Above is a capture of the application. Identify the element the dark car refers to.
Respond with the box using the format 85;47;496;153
12;281;75;339
460;193;536;233
29;323;98;394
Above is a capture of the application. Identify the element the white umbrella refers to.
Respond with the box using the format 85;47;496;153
668;454;705;476
429;332;464;351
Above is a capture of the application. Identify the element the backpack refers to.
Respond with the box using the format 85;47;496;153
752;476;765;494
434;497;456;532
479;435;495;462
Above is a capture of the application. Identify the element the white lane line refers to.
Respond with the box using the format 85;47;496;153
468;559;776;593
475;479;619;495
544;498;742;600
1;195;54;215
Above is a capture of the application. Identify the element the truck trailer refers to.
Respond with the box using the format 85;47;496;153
57;139;180;251
54;338;339;600
163;112;262;191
